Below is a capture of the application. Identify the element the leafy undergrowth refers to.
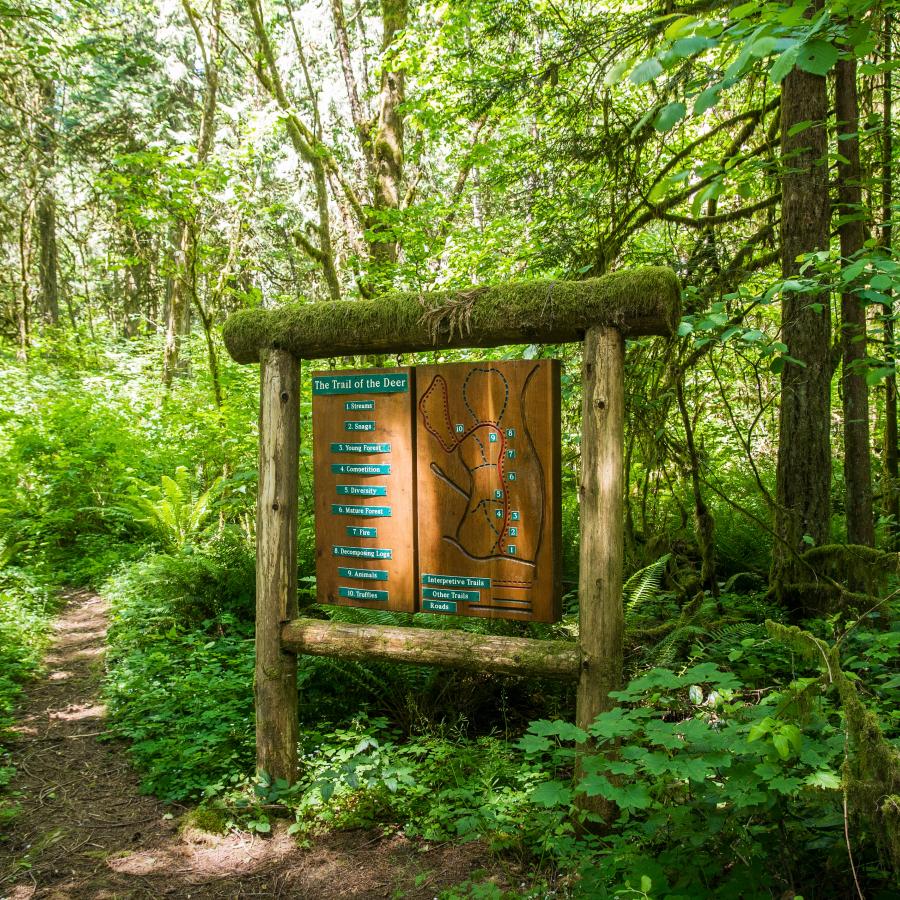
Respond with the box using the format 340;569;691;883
0;567;58;820
102;547;257;800
104;542;899;897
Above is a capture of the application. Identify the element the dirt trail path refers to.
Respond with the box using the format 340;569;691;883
0;591;494;899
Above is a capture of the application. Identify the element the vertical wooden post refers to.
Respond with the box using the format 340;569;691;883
256;348;300;784
576;325;625;819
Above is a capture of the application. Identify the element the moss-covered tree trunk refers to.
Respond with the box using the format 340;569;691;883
369;0;407;270
163;0;221;386
883;15;899;547
836;56;874;548
36;77;59;326
772;58;832;610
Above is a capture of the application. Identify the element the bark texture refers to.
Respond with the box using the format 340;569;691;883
575;326;625;821
163;0;221;384
36;77;59;325
281;618;579;679
369;0;407;266
256;350;300;784
773;62;832;608
836;56;874;547
883;15;899;545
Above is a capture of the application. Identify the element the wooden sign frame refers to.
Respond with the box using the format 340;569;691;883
223;269;680;817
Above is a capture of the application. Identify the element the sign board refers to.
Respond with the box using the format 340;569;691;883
312;369;417;612
312;361;561;622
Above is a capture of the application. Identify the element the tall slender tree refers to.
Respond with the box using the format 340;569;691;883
163;0;222;386
836;54;875;547
883;14;899;545
772;55;832;606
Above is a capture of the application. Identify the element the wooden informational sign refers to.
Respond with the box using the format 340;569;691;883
312;368;417;612
415;361;561;622
312;361;561;622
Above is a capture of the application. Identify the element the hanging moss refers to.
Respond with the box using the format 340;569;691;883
223;267;681;364
777;545;899;616
802;544;899;589
766;620;900;874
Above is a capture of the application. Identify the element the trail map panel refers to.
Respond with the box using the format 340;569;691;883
415;360;561;622
312;368;417;612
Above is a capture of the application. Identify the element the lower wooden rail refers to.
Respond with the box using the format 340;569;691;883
281;617;581;680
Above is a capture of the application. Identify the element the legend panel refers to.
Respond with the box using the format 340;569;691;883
312;368;416;612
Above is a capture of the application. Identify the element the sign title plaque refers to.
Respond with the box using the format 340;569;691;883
312;361;561;621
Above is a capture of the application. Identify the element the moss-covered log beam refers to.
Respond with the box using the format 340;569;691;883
224;268;680;364
281;617;581;679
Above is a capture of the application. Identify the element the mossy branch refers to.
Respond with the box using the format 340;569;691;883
223;267;681;363
765;620;900;873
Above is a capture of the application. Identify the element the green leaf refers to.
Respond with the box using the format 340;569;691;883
630;58;663;85
842;259;867;282
731;1;758;19
750;36;779;57
527;719;588;742
772;733;792;759
866;366;896;386
654;102;686;131
871;273;893;290
604;57;633;86
796;40;838;77
693;83;723;115
531;780;572;807
589;707;644;740
671;36;713;58
664;15;696;40
786;120;813;138
770;45;800;84
517;733;552;754
805;769;842;790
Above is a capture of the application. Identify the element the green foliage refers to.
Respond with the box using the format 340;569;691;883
104;613;255;801
102;544;258;800
0;567;57;816
517;663;888;896
116;467;223;553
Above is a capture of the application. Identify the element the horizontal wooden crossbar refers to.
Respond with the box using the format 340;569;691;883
224;268;680;363
281;617;581;680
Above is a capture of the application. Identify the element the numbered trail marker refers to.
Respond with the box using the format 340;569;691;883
313;368;417;612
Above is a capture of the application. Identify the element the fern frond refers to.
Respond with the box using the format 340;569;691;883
624;554;671;622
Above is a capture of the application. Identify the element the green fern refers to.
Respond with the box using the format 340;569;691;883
116;467;222;552
624;553;671;624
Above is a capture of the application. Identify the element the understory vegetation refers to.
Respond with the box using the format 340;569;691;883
5;0;900;894
1;340;898;898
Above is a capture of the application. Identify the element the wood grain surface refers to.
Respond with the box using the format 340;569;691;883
415;360;561;622
312;367;417;613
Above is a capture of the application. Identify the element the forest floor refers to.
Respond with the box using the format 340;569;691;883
0;591;507;899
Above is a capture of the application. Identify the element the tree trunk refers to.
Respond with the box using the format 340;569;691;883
123;230;147;338
163;221;193;384
836;56;875;547
675;367;719;595
883;15;899;546
575;325;625;822
36;78;59;326
256;349;300;785
36;192;59;326
17;196;33;361
163;0;221;384
772;61;833;610
281;618;579;678
369;0;407;269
